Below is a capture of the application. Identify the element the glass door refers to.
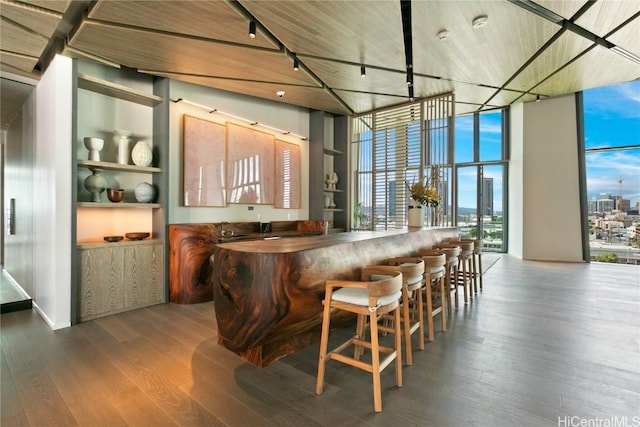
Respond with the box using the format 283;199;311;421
455;164;505;251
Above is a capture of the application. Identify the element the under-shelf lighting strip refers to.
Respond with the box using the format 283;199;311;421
173;98;308;141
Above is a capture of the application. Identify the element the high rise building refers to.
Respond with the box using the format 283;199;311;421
482;178;494;216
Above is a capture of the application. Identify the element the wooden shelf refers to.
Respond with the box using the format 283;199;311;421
77;202;161;209
78;73;164;107
77;238;161;249
323;188;344;193
77;159;162;173
323;147;344;156
323;208;344;212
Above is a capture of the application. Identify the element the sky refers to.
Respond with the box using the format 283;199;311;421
583;80;640;207
454;80;640;211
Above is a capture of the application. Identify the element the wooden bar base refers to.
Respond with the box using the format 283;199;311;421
212;227;458;366
168;221;325;304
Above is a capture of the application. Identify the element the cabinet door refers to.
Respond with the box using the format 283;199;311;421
124;243;163;308
78;247;125;319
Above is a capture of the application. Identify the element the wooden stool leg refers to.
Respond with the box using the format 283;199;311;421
445;268;453;316
402;288;413;365
460;259;468;304
316;301;331;395
453;265;459;308
354;314;366;360
416;287;425;350
438;275;446;331
478;253;484;290
471;255;478;294
369;310;382;413
424;276;434;342
394;306;403;388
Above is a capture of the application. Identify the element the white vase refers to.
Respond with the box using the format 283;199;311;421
114;129;133;165
131;140;153;167
134;182;155;203
84;168;106;202
324;195;331;208
408;199;423;228
83;137;104;161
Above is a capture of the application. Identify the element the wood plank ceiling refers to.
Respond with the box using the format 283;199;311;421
1;0;639;121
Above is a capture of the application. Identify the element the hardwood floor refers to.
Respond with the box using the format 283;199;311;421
1;255;638;426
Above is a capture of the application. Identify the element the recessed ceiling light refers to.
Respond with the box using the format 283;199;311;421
472;15;488;28
436;29;450;40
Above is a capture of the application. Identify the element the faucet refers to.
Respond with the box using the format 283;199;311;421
219;222;233;238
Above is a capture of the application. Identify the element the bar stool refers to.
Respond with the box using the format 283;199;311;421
466;239;484;292
316;269;403;413
446;240;476;298
417;246;461;316
367;257;425;365
417;252;447;340
433;241;473;307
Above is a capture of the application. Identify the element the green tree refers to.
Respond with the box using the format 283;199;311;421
594;253;618;263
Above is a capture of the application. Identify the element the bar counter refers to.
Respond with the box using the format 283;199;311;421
211;227;458;367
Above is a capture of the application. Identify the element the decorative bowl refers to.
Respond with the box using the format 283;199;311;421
107;188;124;202
104;235;123;242
125;232;150;240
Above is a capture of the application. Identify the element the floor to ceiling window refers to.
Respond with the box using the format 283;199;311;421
454;109;508;252
351;94;454;231
582;80;640;265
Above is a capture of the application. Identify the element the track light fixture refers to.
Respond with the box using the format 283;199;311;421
249;20;256;39
406;67;413;86
293;56;299;70
361;65;366;77
536;94;541;102
172;98;308;140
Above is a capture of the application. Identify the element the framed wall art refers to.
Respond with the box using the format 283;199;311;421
183;115;226;206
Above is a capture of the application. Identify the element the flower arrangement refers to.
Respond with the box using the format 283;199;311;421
407;168;440;208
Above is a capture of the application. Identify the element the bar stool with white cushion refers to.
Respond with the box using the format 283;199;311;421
366;257;425;365
419;246;461;311
316;269;403;413
449;239;478;302
442;240;474;301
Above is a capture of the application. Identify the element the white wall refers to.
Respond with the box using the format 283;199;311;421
168;80;310;225
32;55;73;329
510;94;584;262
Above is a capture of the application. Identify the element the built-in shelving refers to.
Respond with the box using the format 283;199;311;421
323;147;344;156
73;61;169;324
323;208;344;212
323;188;344;193
77;73;164;107
77;159;162;173
77;202;161;209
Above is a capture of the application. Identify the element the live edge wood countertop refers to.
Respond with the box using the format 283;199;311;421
211;227;458;367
